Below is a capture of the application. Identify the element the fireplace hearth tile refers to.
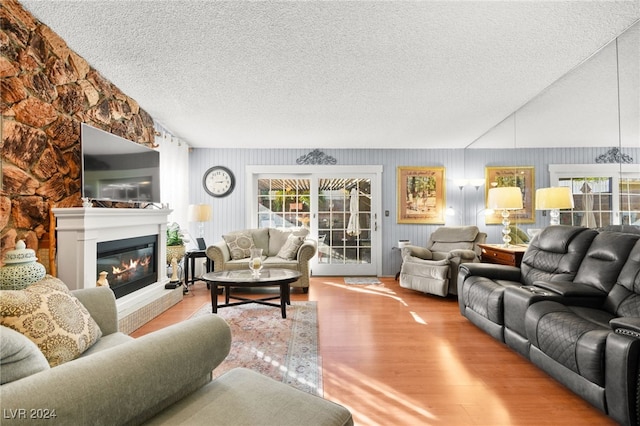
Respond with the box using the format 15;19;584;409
118;285;182;335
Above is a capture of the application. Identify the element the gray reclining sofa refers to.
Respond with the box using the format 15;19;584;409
457;225;640;426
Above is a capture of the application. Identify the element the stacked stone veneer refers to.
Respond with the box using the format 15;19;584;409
1;0;156;267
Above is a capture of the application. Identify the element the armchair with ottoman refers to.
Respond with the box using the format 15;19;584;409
207;227;317;292
0;277;352;425
399;226;487;297
457;225;640;426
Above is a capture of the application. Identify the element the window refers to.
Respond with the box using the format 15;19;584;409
550;164;640;227
620;176;640;226
257;179;311;229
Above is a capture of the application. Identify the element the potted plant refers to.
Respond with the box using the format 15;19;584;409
166;222;186;263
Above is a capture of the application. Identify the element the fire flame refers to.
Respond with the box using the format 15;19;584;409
112;255;151;275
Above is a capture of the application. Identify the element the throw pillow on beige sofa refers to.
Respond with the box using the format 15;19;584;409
222;232;257;260
0;276;102;367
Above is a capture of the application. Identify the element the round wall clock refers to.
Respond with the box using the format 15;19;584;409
203;166;235;197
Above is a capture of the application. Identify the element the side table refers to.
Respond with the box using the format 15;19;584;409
184;250;214;293
478;243;527;267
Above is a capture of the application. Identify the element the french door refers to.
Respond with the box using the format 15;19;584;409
247;166;382;276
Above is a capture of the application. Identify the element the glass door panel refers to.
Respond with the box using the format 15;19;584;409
315;177;375;275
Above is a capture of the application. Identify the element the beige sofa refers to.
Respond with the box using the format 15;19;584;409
0;286;352;425
207;227;317;292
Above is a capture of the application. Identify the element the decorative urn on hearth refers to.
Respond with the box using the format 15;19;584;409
0;240;47;290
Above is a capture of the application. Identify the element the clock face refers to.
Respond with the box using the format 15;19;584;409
203;166;235;197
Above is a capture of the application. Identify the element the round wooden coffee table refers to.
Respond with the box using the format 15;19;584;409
202;269;301;319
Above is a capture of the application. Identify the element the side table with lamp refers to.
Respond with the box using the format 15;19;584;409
481;187;526;266
184;204;213;293
487;186;524;248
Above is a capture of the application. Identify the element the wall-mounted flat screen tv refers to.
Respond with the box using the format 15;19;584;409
81;123;161;204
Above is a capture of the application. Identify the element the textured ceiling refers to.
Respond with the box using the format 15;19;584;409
20;1;640;149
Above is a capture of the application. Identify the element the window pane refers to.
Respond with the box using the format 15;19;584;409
620;177;640;225
257;178;310;229
559;177;612;228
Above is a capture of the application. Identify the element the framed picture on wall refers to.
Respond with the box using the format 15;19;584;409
485;166;535;224
397;166;446;224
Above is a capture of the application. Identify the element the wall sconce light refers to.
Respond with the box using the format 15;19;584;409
535;187;574;226
188;204;213;238
454;179;469;190
469;179;485;190
453;179;469;225
487;187;524;247
469;179;486;225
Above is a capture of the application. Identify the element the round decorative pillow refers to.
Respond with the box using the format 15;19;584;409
0;276;102;367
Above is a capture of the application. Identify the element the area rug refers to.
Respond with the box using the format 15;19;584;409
191;301;322;396
344;277;382;285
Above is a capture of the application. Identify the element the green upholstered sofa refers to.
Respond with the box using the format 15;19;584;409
0;286;352;425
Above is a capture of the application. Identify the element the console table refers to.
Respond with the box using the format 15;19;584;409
478;243;528;267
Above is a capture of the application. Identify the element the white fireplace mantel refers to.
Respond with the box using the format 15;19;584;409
53;207;171;290
53;208;176;326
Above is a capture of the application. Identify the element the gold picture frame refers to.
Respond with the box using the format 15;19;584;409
485;166;535;224
397;166;446;224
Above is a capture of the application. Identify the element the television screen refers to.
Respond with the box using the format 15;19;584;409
81;123;161;204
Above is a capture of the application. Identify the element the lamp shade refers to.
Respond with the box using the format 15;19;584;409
188;204;212;222
487;187;523;210
535;187;574;210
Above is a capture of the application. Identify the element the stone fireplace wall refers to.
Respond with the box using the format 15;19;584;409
1;0;156;268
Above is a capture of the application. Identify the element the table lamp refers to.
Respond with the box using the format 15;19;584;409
487;187;524;247
188;204;212;238
535;187;574;226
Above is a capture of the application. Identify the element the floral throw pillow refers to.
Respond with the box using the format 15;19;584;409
276;234;306;260
0;276;102;367
222;232;256;260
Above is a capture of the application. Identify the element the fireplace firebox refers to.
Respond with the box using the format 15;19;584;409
97;235;158;299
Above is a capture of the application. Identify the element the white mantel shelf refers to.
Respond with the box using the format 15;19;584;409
53;207;180;333
53;207;171;235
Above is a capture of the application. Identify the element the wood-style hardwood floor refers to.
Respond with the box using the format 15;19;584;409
131;277;615;425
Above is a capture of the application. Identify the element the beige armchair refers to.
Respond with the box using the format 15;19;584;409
399;226;487;297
